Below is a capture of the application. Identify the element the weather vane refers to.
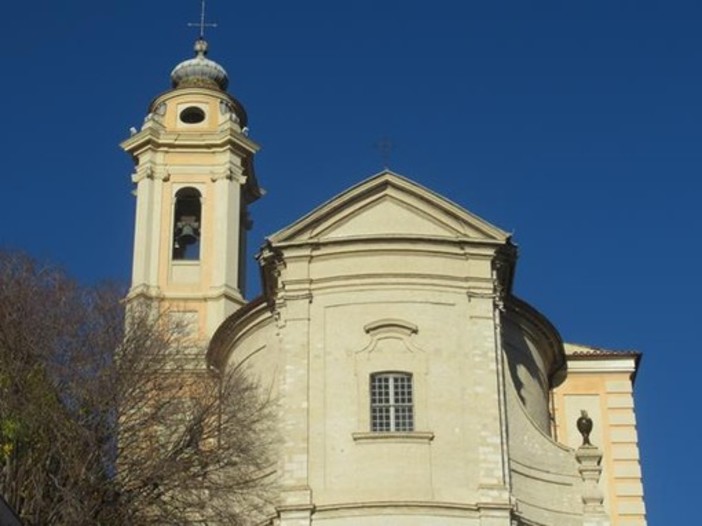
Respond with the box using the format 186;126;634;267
188;0;217;39
375;137;394;169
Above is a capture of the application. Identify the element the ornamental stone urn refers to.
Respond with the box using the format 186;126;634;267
577;410;593;446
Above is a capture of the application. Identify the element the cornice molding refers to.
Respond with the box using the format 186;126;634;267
121;126;259;156
504;295;566;380
566;358;637;375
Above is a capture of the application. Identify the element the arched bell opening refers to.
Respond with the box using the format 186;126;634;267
172;187;202;261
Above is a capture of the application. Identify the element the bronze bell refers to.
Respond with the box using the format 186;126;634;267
176;216;199;247
178;224;198;245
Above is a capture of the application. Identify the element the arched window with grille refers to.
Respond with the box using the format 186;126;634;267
370;372;414;432
172;187;202;261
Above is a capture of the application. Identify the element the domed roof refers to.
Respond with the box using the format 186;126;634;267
170;39;229;91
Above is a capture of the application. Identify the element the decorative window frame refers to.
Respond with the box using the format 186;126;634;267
353;319;433;443
176;102;210;128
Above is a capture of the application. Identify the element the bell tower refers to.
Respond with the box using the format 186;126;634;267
121;37;262;339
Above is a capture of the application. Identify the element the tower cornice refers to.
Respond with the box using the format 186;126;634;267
120;126;260;157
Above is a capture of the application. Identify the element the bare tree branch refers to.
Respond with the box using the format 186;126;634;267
0;251;275;525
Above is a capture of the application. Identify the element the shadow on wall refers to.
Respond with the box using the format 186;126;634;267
502;315;552;434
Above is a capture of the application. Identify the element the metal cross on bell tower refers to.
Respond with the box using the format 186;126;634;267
123;0;263;338
188;0;218;39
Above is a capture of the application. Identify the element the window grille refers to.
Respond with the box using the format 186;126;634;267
370;372;414;432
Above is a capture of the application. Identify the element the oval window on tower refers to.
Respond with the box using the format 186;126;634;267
179;106;206;124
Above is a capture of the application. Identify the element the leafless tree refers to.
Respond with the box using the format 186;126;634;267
0;252;275;525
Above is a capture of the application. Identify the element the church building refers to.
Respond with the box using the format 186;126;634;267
120;36;646;526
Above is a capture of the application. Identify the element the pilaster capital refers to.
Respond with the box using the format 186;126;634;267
210;162;246;184
131;166;170;183
131;167;153;183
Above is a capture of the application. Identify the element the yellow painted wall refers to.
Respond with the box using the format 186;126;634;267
552;350;646;526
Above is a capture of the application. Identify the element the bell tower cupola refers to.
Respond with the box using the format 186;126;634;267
121;32;262;340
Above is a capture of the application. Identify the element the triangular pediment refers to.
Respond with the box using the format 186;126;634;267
268;171;510;245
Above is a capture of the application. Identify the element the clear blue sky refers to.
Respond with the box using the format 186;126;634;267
3;1;700;522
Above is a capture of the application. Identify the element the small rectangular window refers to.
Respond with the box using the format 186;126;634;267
370;372;414;432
